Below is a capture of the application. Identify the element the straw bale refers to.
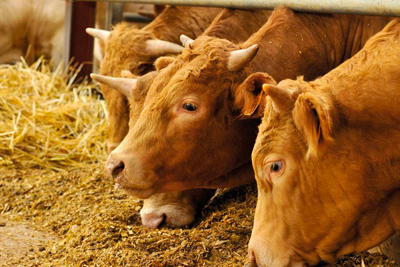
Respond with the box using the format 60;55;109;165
0;58;108;171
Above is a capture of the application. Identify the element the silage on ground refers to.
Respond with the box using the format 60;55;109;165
0;58;108;171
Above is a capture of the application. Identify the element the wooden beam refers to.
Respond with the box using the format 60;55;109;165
67;1;96;80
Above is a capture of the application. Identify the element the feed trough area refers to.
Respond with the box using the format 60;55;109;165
0;60;397;266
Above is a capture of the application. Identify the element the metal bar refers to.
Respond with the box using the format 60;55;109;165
70;0;400;17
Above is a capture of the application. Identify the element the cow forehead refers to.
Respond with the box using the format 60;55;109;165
147;38;241;101
255;79;312;156
254;105;300;163
101;26;156;74
108;23;148;46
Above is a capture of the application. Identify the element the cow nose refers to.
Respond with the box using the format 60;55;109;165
249;250;258;267
141;212;167;229
106;157;125;180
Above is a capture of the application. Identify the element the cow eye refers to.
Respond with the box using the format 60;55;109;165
270;161;283;173
183;102;198;111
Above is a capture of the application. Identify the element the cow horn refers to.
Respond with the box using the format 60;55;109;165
227;44;259;72
263;84;295;112
86;28;110;41
145;39;184;56
90;73;137;99
180;34;194;48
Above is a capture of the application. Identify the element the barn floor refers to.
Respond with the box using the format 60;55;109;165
0;163;398;267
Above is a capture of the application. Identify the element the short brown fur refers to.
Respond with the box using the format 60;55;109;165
100;6;221;152
251;18;400;266
107;6;392;199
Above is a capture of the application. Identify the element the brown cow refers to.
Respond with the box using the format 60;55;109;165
93;9;273;228
88;6;221;153
104;6;392;199
89;6;221;228
249;18;400;267
93;69;216;228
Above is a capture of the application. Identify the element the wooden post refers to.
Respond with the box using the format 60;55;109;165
65;1;96;80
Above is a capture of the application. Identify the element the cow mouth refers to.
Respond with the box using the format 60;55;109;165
114;161;253;196
113;182;157;199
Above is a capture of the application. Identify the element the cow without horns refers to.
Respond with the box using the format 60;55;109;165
0;0;64;66
92;9;273;228
249;18;400;267
104;6;392;199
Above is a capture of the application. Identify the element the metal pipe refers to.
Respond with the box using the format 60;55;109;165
71;0;400;17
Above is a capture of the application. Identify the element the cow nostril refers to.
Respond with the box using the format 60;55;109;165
162;214;169;225
249;251;258;267
111;161;125;179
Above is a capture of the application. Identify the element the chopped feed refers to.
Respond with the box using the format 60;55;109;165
0;60;397;266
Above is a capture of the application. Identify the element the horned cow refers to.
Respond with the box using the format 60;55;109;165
92;8;272;228
88;6;222;153
104;6;392;199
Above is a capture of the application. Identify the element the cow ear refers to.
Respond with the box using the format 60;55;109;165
154;56;175;71
293;92;337;158
234;72;276;118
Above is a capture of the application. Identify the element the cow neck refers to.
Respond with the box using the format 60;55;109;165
240;8;334;83
339;15;393;64
203;9;272;44
239;7;390;85
144;6;221;44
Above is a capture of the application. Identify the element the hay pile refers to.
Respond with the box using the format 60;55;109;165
0;58;108;171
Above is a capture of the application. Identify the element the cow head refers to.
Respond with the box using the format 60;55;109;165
89;23;184;77
105;36;275;198
92;69;216;228
249;78;400;266
87;23;183;153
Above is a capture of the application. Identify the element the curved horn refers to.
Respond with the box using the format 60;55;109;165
180;34;194;48
146;39;184;56
90;73;137;99
227;44;259;72
263;84;295;112
86;28;110;41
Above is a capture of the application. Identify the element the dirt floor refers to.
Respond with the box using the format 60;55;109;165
0;163;398;267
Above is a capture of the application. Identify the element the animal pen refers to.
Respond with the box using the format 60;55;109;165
1;0;400;266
